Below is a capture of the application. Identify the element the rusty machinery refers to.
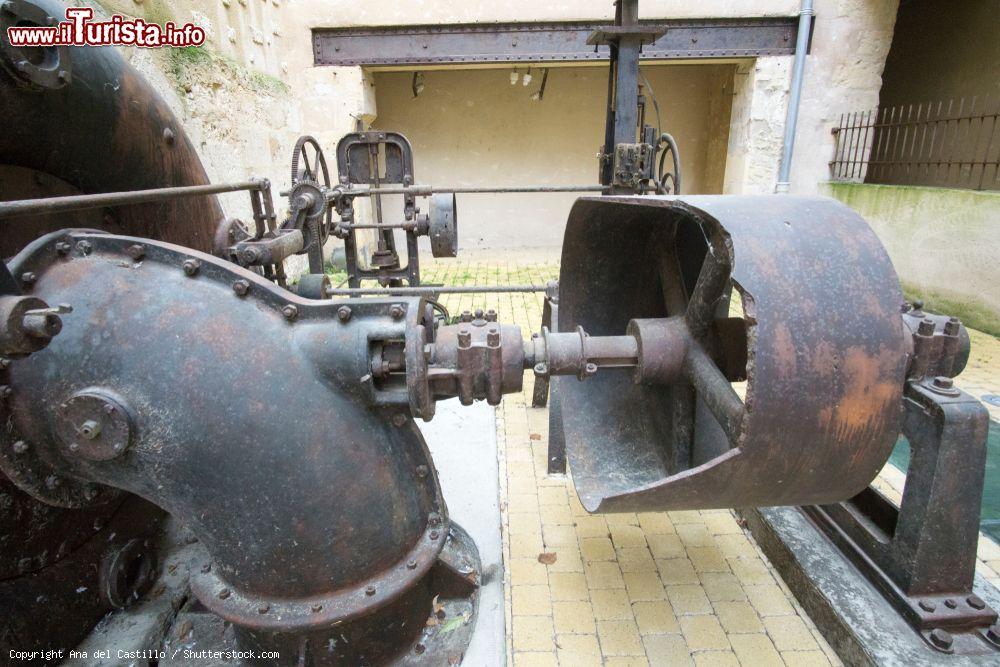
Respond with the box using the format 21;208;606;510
2;0;999;664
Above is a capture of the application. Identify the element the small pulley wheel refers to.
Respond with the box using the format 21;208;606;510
290;136;333;253
428;193;458;258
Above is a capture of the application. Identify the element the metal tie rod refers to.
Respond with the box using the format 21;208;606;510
328;284;546;296
0;180;268;220
334;184;658;197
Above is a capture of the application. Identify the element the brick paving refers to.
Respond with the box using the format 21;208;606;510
418;253;1000;666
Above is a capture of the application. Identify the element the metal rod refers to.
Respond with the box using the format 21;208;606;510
336;184;633;197
328;284;546;296
775;0;814;193
0;180;267;220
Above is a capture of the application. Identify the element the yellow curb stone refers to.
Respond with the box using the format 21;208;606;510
553;600;599;635
642;633;693;665
680;615;731;651
647;534;686;559
714;600;765;634
610;524;648;548
542;524;578;548
763;615;819;651
581;537;617;562
617;547;658;573
698;572;748;603
549;571;589;601
513;614;556;653
512;584;553;617
623;571;668;601
677;524;715;547
574;515;611;538
598;620;646;656
666;584;714;616
693;650;741;666
687;546;730;573
729;633;784;666
511;557;550;586
556;634;602;667
632;599;680;635
512;651;558;667
780;649;834;666
657;557;701;585
638;512;676;535
591;588;634;620
585;561;626;589
745;583;796;617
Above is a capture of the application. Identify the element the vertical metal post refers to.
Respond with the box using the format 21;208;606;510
775;0;814;193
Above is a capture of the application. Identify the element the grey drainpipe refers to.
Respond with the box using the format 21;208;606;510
775;0;815;193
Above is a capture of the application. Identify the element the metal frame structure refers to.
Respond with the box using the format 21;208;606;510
312;17;803;67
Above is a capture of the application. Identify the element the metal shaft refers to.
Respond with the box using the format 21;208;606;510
328;285;546;296
0;180;267;220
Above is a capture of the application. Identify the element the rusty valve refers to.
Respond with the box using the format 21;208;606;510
0;296;71;357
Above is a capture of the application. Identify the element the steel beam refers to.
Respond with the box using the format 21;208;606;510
312;18;802;67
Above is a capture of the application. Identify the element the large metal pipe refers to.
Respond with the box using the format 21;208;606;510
775;0;815;193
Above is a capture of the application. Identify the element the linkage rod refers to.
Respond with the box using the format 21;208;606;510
0;180;268;220
328;284;546;296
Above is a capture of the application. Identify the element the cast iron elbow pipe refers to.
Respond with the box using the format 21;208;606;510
0;230;448;635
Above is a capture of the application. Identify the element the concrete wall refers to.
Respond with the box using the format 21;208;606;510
371;65;734;248
879;0;1000;106
821;182;1000;335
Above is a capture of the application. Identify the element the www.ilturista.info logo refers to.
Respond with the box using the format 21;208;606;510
6;7;206;48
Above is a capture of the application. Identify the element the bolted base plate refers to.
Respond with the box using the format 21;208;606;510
741;506;1000;666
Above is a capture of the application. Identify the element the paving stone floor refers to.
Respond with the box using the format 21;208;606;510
417;252;1000;667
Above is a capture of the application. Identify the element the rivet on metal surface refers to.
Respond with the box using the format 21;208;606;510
233;279;251;297
77;240;92;255
389;304;405;320
944;598;957;609
126;244;146;260
416;465;428;478
163;128;175;145
257;603;270;614
311;603;323;613
281;304;299;321
406;559;417;570
337;305;352;322
414;643;426;655
928;628;953;650
201;563;212;573
218;588;231;599
430;530;439;540
365;584;376;596
918;599;936;612
968;594;987;610
392;413;408;427
182;259;200;276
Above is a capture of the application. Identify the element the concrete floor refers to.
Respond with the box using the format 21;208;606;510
416;252;1000;667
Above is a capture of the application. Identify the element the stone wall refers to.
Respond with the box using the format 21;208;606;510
87;0;900;241
822;182;1000;335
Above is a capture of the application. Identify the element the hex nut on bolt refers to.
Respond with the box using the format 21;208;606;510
389;304;405;320
281;304;298;321
233;279;250;297
182;259;200;276
365;585;376;596
20;272;36;286
126;244;146;260
337;306;352;322
928;628;953;650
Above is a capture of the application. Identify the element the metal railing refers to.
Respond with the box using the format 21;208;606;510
830;95;1000;191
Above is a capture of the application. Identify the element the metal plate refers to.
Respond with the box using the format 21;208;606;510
313;17;802;66
556;196;908;512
